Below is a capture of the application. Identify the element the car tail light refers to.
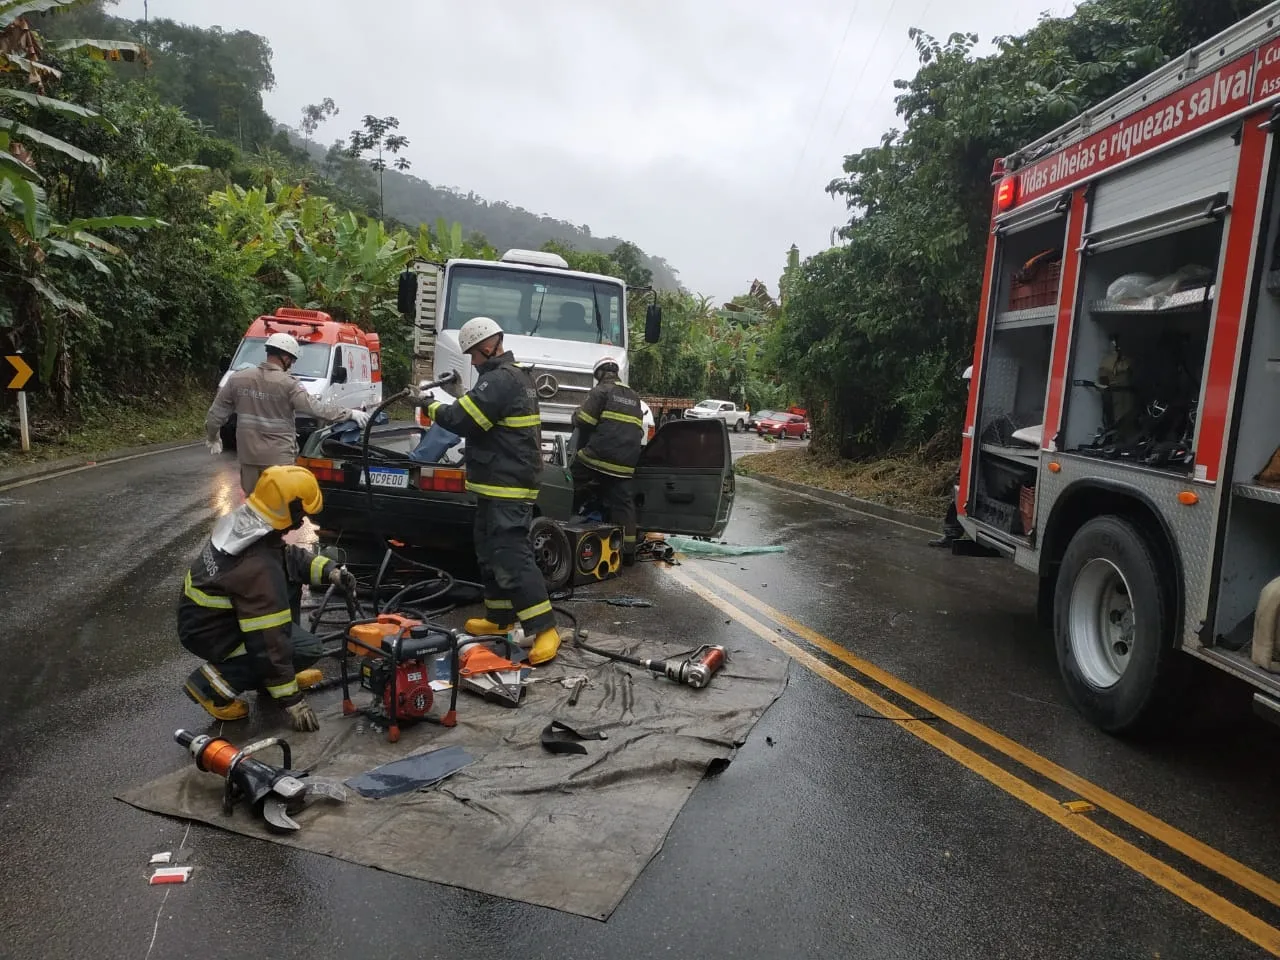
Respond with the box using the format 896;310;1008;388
417;467;466;493
297;456;343;483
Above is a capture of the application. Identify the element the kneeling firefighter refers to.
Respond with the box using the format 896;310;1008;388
571;356;643;564
410;316;560;664
178;465;357;731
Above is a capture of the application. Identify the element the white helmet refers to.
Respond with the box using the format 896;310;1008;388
264;332;300;359
593;356;620;380
458;316;503;354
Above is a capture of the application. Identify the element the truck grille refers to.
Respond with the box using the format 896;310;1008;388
526;367;593;402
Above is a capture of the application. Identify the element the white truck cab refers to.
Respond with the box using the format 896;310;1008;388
398;249;662;444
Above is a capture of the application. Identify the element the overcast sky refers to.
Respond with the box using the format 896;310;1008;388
117;0;1073;300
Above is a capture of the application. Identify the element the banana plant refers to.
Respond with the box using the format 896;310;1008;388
0;0;155;392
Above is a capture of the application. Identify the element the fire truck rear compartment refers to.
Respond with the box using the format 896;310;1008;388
1061;220;1221;471
973;215;1064;538
1211;153;1280;683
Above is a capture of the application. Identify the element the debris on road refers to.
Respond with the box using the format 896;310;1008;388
665;536;785;557
148;866;193;885
346;745;475;799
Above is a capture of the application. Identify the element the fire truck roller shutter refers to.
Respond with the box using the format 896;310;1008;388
1088;133;1239;237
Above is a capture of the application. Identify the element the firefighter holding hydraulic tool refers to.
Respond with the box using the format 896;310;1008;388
571;356;643;564
178;465;358;731
409;317;561;665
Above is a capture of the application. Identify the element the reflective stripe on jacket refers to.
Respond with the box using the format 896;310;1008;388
205;361;350;467
178;537;333;704
424;351;542;500
573;375;644;478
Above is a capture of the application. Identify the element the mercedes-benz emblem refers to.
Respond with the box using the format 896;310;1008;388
535;373;558;399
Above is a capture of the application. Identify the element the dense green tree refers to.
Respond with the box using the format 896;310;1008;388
780;0;1273;457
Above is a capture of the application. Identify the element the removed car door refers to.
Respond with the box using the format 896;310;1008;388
634;419;735;537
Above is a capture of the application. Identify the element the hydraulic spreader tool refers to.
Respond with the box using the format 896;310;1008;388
174;729;347;832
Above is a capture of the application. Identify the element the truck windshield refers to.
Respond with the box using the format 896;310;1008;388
230;337;333;379
694;400;719;410
444;265;626;346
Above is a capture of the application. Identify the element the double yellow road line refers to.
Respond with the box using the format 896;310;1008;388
670;561;1280;956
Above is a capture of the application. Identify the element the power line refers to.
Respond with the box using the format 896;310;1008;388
867;0;936;111
818;0;904;173
790;0;863;184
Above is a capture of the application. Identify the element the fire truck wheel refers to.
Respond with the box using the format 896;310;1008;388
1054;516;1174;734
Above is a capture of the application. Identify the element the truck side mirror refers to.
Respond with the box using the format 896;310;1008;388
332;366;348;384
397;270;417;317
645;303;662;344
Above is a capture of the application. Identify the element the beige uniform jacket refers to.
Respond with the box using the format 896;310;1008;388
206;362;350;467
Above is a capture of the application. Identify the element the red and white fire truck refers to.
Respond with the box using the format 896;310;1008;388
958;2;1280;732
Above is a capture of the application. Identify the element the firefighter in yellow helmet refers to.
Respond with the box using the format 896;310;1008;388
178;465;356;731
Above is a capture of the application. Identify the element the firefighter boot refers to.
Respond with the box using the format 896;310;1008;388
529;627;561;665
464;617;506;636
183;666;248;721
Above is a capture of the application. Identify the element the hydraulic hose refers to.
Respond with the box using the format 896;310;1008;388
352;376;481;620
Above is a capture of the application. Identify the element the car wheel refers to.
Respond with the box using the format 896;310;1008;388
802;429;811;440
1053;516;1181;734
530;516;572;593
734;419;744;433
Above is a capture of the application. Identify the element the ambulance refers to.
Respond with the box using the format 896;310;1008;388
958;2;1280;732
217;307;382;449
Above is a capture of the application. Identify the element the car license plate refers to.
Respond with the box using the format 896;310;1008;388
359;466;409;489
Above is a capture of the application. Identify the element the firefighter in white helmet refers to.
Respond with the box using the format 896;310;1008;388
571;356;643;564
206;331;371;493
410;317;561;664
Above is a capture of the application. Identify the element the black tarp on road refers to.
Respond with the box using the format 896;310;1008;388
120;632;788;920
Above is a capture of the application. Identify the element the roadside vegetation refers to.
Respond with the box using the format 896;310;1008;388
0;0;686;458
758;0;1268;516
736;448;956;519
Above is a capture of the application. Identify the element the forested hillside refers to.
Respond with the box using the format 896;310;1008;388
39;1;683;291
0;0;699;454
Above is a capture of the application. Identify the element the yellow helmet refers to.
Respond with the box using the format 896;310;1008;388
248;465;324;530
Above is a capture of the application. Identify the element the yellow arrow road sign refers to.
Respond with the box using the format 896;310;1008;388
5;354;33;390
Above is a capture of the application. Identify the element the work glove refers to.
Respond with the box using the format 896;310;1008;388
328;564;358;595
285;698;320;732
347;408;371;428
207;437;223;455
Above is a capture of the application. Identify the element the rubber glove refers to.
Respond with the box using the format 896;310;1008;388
285;699;320;732
207;437;223;455
347;408;371;428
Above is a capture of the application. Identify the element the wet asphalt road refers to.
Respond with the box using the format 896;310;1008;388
2;442;1279;959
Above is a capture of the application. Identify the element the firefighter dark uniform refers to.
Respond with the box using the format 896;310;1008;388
571;366;643;562
179;465;348;729
423;350;559;659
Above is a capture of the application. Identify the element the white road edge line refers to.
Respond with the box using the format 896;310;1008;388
0;442;201;492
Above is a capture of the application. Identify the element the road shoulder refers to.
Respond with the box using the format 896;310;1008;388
734;470;941;533
0;438;199;486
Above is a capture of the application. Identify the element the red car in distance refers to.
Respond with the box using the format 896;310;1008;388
755;412;810;440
